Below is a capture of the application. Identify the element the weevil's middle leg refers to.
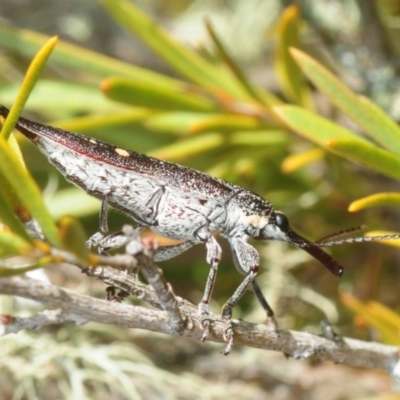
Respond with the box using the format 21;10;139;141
199;236;222;342
154;240;197;261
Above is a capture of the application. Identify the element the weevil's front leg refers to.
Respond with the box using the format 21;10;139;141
199;235;222;342
87;195;144;253
223;237;260;354
87;195;110;251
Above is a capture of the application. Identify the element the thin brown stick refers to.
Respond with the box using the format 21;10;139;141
0;272;399;375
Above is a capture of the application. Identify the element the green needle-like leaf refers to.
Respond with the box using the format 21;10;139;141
0;36;58;140
291;48;400;156
0;138;60;246
274;105;400;181
274;104;369;145
0;190;33;243
275;6;313;108
328;138;400;181
0;23;180;88
0;230;32;257
205;19;282;107
0;259;52;276
189;114;272;133
101;77;218;112
99;0;248;99
150;133;223;161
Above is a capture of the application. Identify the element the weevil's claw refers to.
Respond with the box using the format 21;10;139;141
266;315;279;330
200;319;210;342
222;319;234;355
86;231;104;250
198;302;211;341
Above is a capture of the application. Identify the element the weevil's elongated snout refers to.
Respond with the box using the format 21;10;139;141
285;229;344;277
261;211;344;277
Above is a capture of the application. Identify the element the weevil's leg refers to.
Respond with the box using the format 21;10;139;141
97;227;144;253
154;240;197;262
87;195;145;253
198;235;222;342
87;195;110;250
222;237;260;354
251;280;278;329
231;242;278;329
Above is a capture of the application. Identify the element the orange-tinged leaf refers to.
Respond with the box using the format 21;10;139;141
341;293;400;345
58;216;89;263
349;193;400;212
281;148;325;173
363;231;400;248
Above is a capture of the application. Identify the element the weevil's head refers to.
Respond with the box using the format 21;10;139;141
257;210;344;277
227;190;344;277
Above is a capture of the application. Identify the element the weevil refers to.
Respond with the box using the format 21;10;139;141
2;105;399;354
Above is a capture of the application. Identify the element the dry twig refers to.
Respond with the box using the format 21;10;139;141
0;233;399;376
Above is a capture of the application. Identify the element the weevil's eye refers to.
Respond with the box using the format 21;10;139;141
275;212;290;232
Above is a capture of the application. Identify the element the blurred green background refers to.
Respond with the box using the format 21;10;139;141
1;0;400;399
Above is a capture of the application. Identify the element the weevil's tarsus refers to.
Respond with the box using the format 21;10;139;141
321;320;343;342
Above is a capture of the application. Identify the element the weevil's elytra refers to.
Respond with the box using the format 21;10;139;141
0;105;348;353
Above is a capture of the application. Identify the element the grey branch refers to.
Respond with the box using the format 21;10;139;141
0;269;399;376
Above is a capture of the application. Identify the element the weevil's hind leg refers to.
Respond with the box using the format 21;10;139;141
222;237;260;354
198;236;222;342
251;280;278;330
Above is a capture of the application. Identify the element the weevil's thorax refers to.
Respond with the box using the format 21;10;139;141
222;189;274;238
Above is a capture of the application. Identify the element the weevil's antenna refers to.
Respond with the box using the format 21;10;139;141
314;233;400;247
315;225;366;244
